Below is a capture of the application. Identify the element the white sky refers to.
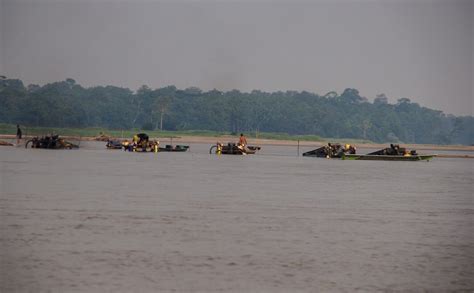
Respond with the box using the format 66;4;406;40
1;0;473;115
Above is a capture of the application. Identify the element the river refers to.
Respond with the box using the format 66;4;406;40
1;142;473;292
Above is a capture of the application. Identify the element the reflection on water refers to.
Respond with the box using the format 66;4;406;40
1;142;473;292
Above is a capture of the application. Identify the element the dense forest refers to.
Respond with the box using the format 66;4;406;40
0;78;472;145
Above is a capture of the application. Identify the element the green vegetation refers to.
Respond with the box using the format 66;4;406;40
1;78;472;145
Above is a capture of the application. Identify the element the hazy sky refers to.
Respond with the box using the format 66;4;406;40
1;0;472;115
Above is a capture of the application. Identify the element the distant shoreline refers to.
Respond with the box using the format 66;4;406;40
1;134;473;152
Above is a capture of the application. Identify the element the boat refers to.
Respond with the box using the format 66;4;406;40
118;141;189;152
106;140;125;149
25;135;79;149
209;142;261;155
342;154;435;161
123;140;159;152
158;144;189;152
342;144;435;161
303;143;356;158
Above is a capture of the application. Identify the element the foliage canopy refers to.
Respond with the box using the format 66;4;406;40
0;78;472;145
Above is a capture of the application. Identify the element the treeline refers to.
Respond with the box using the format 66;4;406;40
0;78;472;145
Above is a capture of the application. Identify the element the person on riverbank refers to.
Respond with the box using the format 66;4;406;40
16;125;22;144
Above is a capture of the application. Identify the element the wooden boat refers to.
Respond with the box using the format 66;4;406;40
123;141;159;153
25;135;79;149
209;142;261;155
342;144;435;161
342;154;435;161
132;147;157;153
118;141;188;152
109;133;189;153
158;144;189;152
106;140;124;149
303;143;356;158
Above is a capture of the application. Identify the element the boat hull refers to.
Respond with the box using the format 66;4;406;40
159;145;189;152
302;143;355;158
209;144;261;155
342;154;435;161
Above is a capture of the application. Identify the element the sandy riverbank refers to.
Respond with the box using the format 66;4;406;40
1;133;473;152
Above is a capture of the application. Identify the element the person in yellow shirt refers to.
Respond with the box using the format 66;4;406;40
132;133;149;151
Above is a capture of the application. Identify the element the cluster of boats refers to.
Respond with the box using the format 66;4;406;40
19;133;435;161
105;133;261;155
106;139;262;155
303;143;435;161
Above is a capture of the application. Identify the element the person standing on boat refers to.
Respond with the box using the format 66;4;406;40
133;133;149;145
16;124;22;144
344;144;356;154
238;133;248;147
133;133;149;151
237;133;248;154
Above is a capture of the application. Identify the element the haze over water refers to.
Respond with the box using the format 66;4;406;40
1;142;473;291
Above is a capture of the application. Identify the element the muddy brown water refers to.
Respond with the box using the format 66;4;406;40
1;142;473;292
